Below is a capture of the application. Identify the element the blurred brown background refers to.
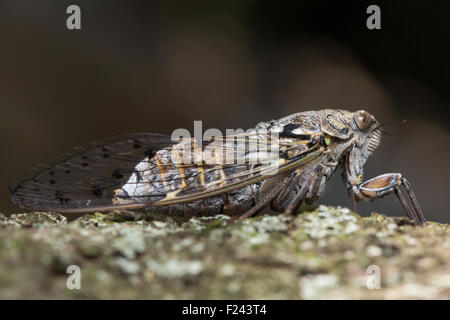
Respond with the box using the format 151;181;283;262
0;1;449;222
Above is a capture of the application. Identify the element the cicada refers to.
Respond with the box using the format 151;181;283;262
9;109;426;225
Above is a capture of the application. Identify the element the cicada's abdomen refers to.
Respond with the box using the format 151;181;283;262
113;141;260;217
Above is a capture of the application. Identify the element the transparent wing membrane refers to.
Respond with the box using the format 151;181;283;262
10;131;322;213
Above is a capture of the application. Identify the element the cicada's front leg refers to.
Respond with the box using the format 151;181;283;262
345;146;426;225
350;173;426;225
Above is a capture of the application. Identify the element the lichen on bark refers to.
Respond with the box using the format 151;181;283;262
0;205;448;299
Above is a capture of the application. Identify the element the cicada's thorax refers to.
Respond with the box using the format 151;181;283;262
261;109;358;211
115;110;358;217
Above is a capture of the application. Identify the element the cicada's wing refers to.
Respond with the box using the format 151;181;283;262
10;131;324;213
9;133;177;212
151;135;324;206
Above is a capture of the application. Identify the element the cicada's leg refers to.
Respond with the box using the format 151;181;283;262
401;178;426;224
271;172;299;211
394;187;415;222
284;165;324;216
350;173;426;225
237;174;293;220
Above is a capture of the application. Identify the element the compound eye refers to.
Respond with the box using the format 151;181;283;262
354;110;372;131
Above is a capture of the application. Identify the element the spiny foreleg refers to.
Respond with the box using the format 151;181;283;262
350;173;426;225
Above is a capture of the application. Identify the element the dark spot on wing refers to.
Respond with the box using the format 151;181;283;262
65;169;71;174
82;162;89;167
55;191;70;204
133;140;142;149
102;153;109;158
112;170;124;179
49;179;56;185
92;187;103;197
145;149;156;158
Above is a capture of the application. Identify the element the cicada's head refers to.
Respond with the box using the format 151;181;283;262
317;109;382;162
351;110;382;161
